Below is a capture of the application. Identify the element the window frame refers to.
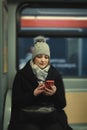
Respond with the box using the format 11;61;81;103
16;3;87;78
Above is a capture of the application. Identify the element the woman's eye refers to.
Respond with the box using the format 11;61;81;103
45;55;49;59
37;55;42;58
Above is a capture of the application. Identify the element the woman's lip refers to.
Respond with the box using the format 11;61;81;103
40;63;45;65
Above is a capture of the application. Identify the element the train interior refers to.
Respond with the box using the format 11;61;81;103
0;0;87;130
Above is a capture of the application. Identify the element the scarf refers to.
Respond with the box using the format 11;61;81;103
30;60;50;83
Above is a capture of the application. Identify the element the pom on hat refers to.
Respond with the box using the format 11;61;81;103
34;36;47;43
32;36;50;59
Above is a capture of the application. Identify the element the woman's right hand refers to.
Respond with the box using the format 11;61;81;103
34;83;45;96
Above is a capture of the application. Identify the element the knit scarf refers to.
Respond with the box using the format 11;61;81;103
30;60;50;83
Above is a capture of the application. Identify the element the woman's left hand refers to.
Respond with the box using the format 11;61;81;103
43;85;57;96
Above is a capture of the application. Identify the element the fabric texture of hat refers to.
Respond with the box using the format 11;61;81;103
32;41;50;59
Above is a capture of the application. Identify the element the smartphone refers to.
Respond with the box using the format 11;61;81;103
45;80;54;89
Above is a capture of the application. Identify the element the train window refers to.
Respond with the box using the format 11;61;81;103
17;6;87;78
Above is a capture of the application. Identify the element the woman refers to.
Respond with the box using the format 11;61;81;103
8;36;73;130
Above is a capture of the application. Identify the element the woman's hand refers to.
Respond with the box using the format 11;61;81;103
34;83;45;96
43;85;57;96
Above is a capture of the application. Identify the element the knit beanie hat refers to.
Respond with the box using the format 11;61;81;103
32;36;50;59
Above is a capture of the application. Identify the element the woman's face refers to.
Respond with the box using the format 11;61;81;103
34;54;49;69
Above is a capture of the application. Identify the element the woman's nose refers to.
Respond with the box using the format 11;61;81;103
41;57;45;61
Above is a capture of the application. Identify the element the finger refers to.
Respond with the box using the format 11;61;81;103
44;90;53;96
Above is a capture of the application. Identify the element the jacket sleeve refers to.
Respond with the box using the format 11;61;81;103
51;71;66;109
12;71;38;109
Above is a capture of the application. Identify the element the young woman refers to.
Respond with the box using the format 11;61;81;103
8;36;73;130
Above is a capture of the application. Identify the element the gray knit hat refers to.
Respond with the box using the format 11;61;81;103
32;36;50;59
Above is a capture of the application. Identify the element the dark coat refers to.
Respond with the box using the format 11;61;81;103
8;61;73;130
